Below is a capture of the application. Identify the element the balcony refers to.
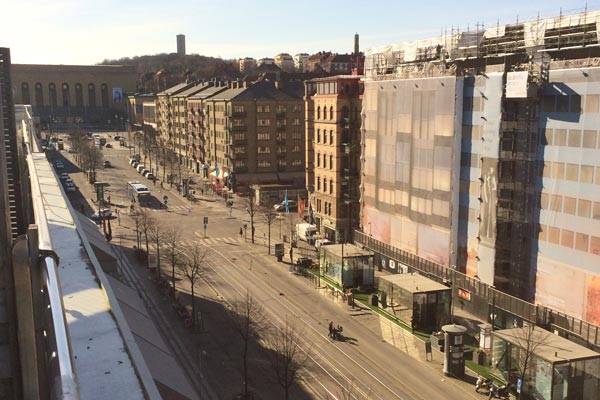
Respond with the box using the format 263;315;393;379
343;168;359;179
231;125;247;132
276;111;286;118
276;124;286;131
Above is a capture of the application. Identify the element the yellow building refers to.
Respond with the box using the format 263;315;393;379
305;75;362;242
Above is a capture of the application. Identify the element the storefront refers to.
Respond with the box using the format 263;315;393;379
492;327;600;400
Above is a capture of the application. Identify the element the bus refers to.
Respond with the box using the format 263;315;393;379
127;181;151;206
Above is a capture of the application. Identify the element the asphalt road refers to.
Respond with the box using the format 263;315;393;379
56;132;484;400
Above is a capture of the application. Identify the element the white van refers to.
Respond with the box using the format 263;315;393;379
136;164;146;173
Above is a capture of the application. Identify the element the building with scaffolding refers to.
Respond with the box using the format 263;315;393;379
360;9;600;328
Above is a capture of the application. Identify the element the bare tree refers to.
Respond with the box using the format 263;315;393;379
264;317;310;400
137;208;155;266
163;226;184;292
179;242;208;326
148;221;164;276
261;203;277;254
129;208;143;249
244;188;258;244
230;291;268;399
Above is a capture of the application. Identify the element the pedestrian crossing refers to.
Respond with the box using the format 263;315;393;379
150;205;191;213
179;235;244;247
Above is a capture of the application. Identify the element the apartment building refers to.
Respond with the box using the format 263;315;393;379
156;81;195;149
238;57;257;73
305;76;363;243
361;9;600;326
293;53;309;72
203;79;305;190
274;53;294;72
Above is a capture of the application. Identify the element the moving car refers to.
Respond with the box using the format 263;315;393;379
65;182;77;192
105;143;113;148
90;209;112;221
103;160;111;168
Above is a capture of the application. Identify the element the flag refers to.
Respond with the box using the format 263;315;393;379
297;196;305;220
309;203;316;224
284;190;289;214
215;163;220;180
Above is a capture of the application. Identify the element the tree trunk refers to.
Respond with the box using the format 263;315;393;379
172;258;176;292
268;222;271;255
191;283;195;326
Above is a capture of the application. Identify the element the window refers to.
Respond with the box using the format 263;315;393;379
316;106;321;120
330;130;334;144
317;177;321;191
316;153;321;167
257;146;271;154
35;83;43;107
276;105;286;113
563;197;576;215
323;154;327;168
575;233;589;252
323;178;327;193
329;154;333;170
568;130;582;147
323;131;327;144
21;82;30;105
551;162;564;180
553;129;567;146
75;83;83;107
291;131;302;140
258;160;271;167
583;130;597;148
48;83;57;108
292;145;300;153
548;226;560;244
100;83;109;108
258;132;270;141
561;229;574;248
565;164;579;181
329;180;333;194
292;159;302;166
62;83;70;107
585;95;600;113
330;106;334;120
594;202;600;220
316;129;320;143
578;199;591;218
292;118;301;126
590;236;600;255
549;195;562;212
580;165;594;184
278;159;287;167
258;119;271;126
257;105;270;113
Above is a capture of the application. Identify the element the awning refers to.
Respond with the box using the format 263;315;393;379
209;169;229;179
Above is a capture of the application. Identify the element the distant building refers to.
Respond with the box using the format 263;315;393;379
274;53;294;72
177;34;186;56
304;52;331;72
293;53;309;72
10;63;136;124
238;57;257;73
257;57;275;66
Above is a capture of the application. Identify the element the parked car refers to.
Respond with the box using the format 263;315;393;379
136;164;146;173
103;160;111;168
315;238;333;251
114;135;122;141
105;143;113;148
63;177;73;185
90;209;112;221
142;169;153;177
59;172;69;180
274;200;297;212
146;173;155;180
65;182;77;192
67;147;75;153
132;161;139;168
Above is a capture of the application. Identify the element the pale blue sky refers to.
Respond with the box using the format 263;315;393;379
2;0;599;65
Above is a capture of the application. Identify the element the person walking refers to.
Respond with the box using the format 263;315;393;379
289;246;294;264
328;321;334;338
239;227;243;238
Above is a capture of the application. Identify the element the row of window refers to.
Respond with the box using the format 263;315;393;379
539;224;600;256
542;161;599;184
257;105;301;113
21;82;109;108
316;176;334;194
315;199;333;216
316;129;336;145
543;128;600;149
540;193;600;220
316;153;335;170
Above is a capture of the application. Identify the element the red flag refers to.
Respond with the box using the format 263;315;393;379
297;196;305;220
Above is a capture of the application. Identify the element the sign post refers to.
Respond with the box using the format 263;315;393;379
203;216;208;237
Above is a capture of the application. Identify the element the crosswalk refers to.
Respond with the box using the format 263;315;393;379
179;235;244;247
150;205;191;213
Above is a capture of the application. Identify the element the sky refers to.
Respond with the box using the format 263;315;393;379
3;0;600;65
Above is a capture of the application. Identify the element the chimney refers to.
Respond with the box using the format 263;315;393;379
354;33;359;55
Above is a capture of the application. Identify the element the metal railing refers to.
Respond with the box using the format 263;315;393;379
25;128;79;399
353;230;600;349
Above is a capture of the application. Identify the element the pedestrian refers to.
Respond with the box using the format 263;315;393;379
328;321;334;338
239;227;243;238
289;246;293;264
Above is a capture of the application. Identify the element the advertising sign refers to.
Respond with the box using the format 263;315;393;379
506;71;529;98
112;87;123;103
148;253;157;269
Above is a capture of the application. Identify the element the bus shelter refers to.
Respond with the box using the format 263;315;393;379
319;244;374;290
376;273;451;333
492;326;600;400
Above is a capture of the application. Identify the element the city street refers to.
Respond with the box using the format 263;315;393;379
58;133;482;399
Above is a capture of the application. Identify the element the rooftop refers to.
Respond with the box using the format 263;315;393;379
323;243;371;259
377;273;450;293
